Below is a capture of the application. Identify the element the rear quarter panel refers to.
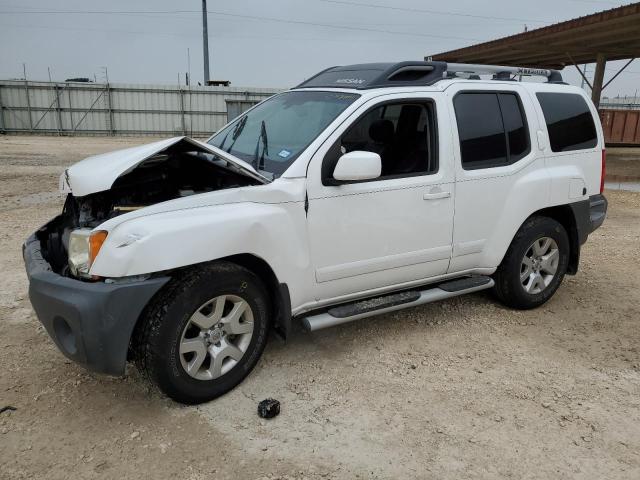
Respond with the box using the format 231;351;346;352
527;84;604;203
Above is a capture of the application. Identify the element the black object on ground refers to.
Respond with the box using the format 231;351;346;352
257;398;280;419
0;406;17;414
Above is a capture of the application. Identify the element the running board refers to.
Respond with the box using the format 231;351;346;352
302;276;494;332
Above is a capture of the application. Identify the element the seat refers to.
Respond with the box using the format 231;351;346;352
368;119;395;175
392;105;428;175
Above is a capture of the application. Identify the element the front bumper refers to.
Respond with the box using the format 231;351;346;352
23;232;169;376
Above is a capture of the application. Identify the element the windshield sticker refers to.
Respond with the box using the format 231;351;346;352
278;149;292;158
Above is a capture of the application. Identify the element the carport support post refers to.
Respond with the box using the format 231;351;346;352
592;53;606;108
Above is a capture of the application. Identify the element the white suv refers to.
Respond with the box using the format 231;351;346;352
24;62;607;404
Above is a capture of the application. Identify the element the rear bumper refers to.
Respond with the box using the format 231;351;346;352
588;194;607;234
23;231;169;376
570;194;608;245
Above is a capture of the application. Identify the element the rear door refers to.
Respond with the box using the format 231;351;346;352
447;84;551;273
305;93;455;302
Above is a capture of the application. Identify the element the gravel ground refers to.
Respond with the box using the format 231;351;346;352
1;135;639;480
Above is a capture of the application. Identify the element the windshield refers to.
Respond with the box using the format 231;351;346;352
208;91;360;177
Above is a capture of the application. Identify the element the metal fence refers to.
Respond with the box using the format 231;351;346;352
0;80;282;136
600;96;640;111
600;108;640;145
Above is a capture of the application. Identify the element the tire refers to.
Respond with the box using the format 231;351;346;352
133;262;271;404
493;216;570;310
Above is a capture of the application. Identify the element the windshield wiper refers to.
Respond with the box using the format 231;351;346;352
253;120;269;171
222;115;248;153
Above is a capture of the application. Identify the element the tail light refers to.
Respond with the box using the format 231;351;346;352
600;149;606;194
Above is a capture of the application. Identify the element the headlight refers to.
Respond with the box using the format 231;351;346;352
68;229;108;277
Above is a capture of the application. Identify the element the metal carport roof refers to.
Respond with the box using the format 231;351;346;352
429;2;640;106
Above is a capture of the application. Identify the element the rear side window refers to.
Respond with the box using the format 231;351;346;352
536;93;597;152
454;92;530;169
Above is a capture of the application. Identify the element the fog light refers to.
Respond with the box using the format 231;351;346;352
53;316;77;355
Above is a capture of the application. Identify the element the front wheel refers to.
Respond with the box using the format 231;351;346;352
493;216;570;309
133;262;271;404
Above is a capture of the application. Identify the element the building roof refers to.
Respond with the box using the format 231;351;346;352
430;2;640;69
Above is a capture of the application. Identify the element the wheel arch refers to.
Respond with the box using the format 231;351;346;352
221;253;292;340
128;254;292;364
524;205;580;275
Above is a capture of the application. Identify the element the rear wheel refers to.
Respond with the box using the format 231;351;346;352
493;216;569;309
134;262;270;404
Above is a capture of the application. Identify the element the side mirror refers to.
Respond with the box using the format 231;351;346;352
333;151;382;182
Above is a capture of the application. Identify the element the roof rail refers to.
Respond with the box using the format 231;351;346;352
294;61;563;90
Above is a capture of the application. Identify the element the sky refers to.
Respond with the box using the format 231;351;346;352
0;0;638;97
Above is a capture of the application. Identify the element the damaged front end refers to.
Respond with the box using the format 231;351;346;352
38;136;268;279
23;136;271;375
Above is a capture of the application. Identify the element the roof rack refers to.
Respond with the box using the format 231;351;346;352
445;63;564;83
294;61;564;90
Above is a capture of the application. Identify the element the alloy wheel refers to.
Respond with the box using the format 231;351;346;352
520;236;560;295
179;295;254;380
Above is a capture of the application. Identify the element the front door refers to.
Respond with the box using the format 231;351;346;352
305;96;455;302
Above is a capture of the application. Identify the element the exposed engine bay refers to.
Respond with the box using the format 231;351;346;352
71;150;259;227
38;144;262;276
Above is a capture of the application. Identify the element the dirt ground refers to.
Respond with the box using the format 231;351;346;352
1;135;639;480
607;148;640;180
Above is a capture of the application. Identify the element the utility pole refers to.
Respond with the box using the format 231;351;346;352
202;0;210;84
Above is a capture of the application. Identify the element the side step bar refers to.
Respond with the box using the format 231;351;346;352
302;276;494;332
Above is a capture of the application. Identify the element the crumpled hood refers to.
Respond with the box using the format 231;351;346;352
60;136;269;197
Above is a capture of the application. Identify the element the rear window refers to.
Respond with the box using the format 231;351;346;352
536;93;598;152
453;92;530;169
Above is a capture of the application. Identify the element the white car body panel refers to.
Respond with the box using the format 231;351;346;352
64;78;603;315
445;82;552;272
526;83;605;202
305;92;454;301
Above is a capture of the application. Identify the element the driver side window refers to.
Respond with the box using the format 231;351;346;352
322;100;438;183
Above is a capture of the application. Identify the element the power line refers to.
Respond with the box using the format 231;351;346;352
0;3;446;27
317;0;550;24
0;9;481;41
0;22;457;46
570;0;622;5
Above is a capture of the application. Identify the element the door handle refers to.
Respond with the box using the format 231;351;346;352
423;191;451;200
